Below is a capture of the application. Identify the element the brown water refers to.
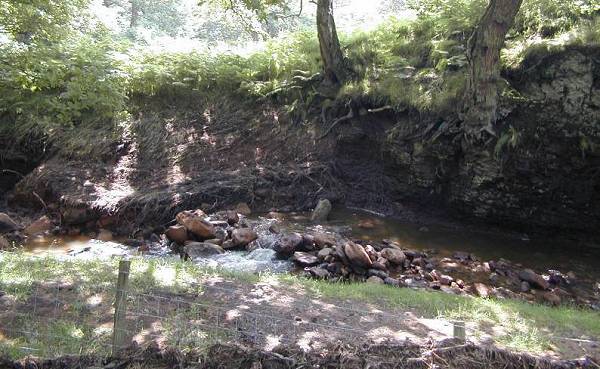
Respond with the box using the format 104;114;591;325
20;207;600;282
327;207;600;282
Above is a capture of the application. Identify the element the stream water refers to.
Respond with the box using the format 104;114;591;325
20;207;600;283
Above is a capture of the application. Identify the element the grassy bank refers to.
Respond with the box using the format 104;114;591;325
1;252;599;358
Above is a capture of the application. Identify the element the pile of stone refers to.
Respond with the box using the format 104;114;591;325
273;231;595;308
273;234;428;287
164;204;259;259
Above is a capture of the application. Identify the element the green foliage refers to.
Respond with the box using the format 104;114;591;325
199;0;288;22
494;125;521;158
127;31;321;99
406;0;487;39
0;36;128;146
513;0;599;38
0;0;89;43
334;18;468;113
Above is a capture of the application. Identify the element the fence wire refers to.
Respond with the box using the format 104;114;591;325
0;260;598;361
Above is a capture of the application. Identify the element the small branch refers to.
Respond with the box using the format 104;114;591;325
32;191;48;212
367;105;392;113
318;108;354;139
1;169;25;179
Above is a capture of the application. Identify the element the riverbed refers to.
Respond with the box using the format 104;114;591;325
19;207;600;286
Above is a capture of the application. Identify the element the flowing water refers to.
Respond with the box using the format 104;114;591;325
19;207;600;282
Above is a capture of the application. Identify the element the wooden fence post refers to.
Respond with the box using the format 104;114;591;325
112;259;131;355
453;321;466;343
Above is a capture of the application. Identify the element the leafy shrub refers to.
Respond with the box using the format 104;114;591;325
513;0;599;38
0;36;128;146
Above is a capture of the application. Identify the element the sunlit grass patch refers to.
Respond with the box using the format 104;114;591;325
1;253;599;357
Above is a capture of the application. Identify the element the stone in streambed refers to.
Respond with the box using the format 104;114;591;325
309;267;331;279
300;234;316;251
184;242;225;259
380;248;406;265
543;291;561;306
372;257;389;271
368;269;389;279
235;203;252;216
367;276;384;284
292;252;319;266
310;199;331;222
344;242;372;268
473;283;490;298
384;277;403;287
313;232;335;248
165;225;188;244
24;216;53;236
317;247;333;259
0;235;10;249
61;207;95;225
97;229;113;242
176;210;215;239
0;213;19;233
226;210;239;225
231;228;258;247
273;233;303;257
518;269;549;290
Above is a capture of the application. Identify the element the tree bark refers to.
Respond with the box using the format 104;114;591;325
462;0;523;139
130;0;140;28
316;0;346;85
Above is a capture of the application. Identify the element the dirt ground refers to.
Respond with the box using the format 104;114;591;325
1;270;599;363
2;340;598;369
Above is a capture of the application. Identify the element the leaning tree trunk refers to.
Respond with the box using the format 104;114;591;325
130;0;140;28
316;0;346;85
462;0;523;139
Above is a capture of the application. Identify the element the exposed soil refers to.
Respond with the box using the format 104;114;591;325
0;46;598;245
2;340;599;369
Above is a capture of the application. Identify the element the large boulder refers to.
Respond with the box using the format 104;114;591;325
273;233;303;257
24;216;53;236
380;248;406;265
0;213;19;233
176;210;215;239
310;199;332;222
165;225;188;244
184;242;225;259
344;242;372;268
519;269;549;290
231;228;258;247
292;252;319;266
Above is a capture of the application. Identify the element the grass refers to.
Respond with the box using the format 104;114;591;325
1;252;599;358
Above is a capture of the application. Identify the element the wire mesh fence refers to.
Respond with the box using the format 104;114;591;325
1;258;598;362
1;258;455;360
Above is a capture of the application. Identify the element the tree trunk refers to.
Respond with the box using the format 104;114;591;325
316;0;346;85
462;0;522;139
130;0;140;28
